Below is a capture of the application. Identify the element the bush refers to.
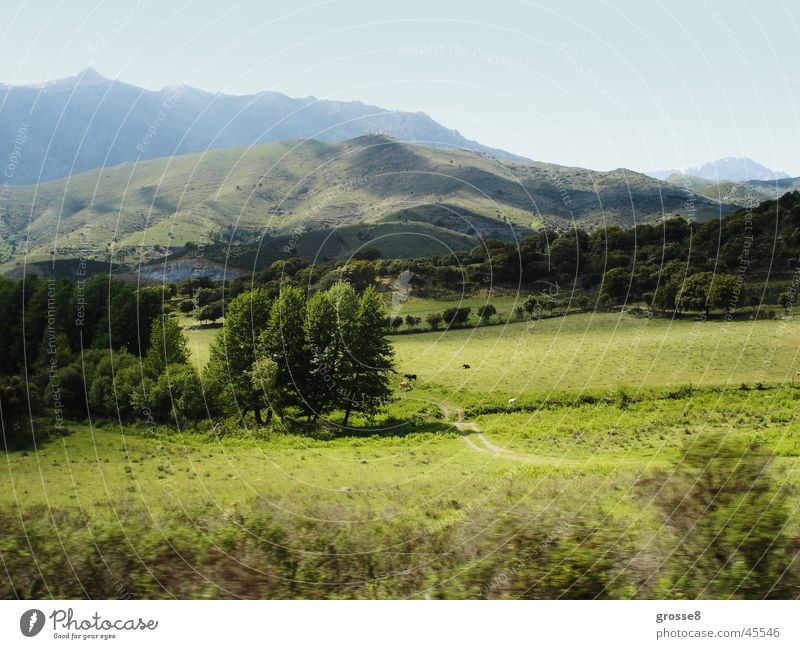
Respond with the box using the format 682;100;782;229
648;433;798;598
149;364;206;424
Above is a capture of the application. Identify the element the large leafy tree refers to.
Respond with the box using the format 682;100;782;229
259;283;394;426
677;272;741;317
206;289;271;423
601;267;631;305
150;364;205;425
709;274;741;315
260;286;315;419
145;314;189;376
342;285;394;425
305;284;351;419
677;272;714;316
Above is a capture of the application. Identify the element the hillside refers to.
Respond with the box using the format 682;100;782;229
0;68;525;186
665;173;800;207
0;135;734;274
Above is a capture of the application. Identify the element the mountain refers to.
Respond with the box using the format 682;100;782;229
686;157;788;182
0;135;734;275
646;157;789;183
0;68;526;186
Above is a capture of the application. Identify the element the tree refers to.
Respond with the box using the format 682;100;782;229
91;281;162;356
198;301;224;324
196;287;220;307
260;282;395;427
425;312;443;330
477;304;496;322
709;274;741;315
523;295;539;316
601;267;631;305
87;348;139;419
145;314;189;376
178;299;195;314
305;283;354;419
150;364;205;424
677;272;713;316
338;285;394;426
249;357;280;423
442;306;470;327
390;315;403;331
653;279;682;313
339;260;376;292
205;289;271;424
0;375;40;448
404;314;421;328
260;286;315;418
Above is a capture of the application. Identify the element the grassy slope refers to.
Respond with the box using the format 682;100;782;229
2;135;732;271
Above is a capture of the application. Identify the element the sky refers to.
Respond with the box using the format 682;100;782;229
1;0;799;174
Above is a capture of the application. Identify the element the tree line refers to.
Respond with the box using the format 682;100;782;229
228;191;800;318
0;274;393;447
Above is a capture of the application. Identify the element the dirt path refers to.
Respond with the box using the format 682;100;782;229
434;398;577;465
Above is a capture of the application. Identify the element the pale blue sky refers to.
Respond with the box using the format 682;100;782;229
2;0;799;174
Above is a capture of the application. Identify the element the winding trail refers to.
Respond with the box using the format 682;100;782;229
434;399;578;466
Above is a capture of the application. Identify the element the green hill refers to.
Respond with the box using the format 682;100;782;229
1;135;734;274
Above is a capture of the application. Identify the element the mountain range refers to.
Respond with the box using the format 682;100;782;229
647;157;789;182
0;68;524;186
7;69;793;278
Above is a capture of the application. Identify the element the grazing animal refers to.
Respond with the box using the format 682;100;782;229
508;398;517;404
462;363;471;369
794;371;800;385
399;380;412;390
404;373;417;381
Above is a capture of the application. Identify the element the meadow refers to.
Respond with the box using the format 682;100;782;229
3;309;800;599
392;311;800;394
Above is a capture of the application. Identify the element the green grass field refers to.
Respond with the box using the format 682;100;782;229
175;312;223;369
4;309;800;599
392;312;800;394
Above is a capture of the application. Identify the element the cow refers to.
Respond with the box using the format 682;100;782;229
508;398;517;404
462;364;471;369
404;373;417;381
399;380;412;390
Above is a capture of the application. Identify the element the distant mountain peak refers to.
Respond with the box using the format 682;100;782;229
31;67;108;89
646;157;789;183
78;66;107;81
687;157;788;182
8;66;110;90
